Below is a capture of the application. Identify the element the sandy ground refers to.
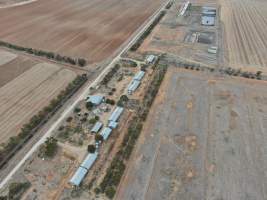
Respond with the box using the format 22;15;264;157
220;0;267;69
116;67;267;200
0;0;166;64
0;50;17;66
0;63;77;143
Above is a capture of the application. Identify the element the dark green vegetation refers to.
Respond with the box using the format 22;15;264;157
0;75;88;170
39;137;58;158
98;63;167;199
130;11;166;51
101;64;120;85
87;144;96;153
0;182;31;200
0;41;87;67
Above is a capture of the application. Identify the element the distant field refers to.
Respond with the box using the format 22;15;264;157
0;0;165;64
0;50;78;144
116;68;267;200
220;0;267;69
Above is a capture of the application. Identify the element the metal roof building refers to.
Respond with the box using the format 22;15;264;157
108;121;118;129
108;106;124;122
100;127;112;140
80;152;98;170
201;16;215;26
69;167;87;186
127;80;141;95
91;122;103;133
86;95;104;105
133;71;145;81
145;55;156;64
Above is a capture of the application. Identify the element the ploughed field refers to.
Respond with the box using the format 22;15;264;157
220;0;267;70
0;50;77;144
0;0;165;64
116;68;267;200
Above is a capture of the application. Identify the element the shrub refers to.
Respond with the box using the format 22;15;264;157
105;186;116;199
43;137;58;158
95;134;104;143
86;102;94;111
106;99;115;105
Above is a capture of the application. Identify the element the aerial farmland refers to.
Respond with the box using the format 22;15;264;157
0;0;165;64
1;0;267;199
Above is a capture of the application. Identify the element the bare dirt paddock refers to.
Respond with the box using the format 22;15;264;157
0;0;165;64
0;49;78;144
220;0;267;70
116;68;267;200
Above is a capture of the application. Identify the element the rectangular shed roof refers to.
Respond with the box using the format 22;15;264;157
108;121;118;129
128;80;141;94
80;152;98;170
91;122;103;133
69;167;87;186
133;71;145;81
108;106;124;122
100;127;112;140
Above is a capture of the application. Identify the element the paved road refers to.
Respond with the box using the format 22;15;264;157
0;0;170;189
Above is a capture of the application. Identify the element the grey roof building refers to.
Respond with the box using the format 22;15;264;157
86;95;104;105
100;127;112;140
108;107;124;122
80;152;98;170
91;121;103;133
69;167;87;186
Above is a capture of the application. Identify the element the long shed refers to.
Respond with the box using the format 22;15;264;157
80;152;98;170
108;107;124;122
69;167;87;186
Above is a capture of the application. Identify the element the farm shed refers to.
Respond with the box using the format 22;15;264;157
80;152;98;170
133;71;145;81
100;127;113;140
69;167;88;186
108;121;118;129
91;122;103;133
145;55;156;64
127;80;141;95
86;95;104;105
108;106;124;122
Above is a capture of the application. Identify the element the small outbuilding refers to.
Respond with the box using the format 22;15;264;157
90;122;103;133
145;55;156;64
86;95;105;105
201;16;215;26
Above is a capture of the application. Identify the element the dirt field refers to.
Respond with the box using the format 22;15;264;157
220;0;267;70
0;0;166;64
0;62;77;143
116;67;267;200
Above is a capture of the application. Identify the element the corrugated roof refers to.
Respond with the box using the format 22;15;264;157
108;106;124;122
86;95;104;105
80;152;98;170
128;80;141;94
100;127;112;140
69;167;87;186
108;121;118;129
146;55;155;63
91;122;103;133
133;71;145;81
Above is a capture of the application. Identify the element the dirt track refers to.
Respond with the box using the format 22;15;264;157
0;0;165;64
116;68;267;200
0;63;76;143
221;0;267;69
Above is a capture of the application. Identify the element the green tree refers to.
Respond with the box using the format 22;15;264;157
95;134;104;143
87;144;96;153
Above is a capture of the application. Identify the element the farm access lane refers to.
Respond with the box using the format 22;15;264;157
0;0;170;189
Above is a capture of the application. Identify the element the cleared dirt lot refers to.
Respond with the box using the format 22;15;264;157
116;68;267;200
0;0;165;64
0;62;77;144
220;0;267;70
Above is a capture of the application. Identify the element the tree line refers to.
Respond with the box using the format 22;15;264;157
0;41;87;67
